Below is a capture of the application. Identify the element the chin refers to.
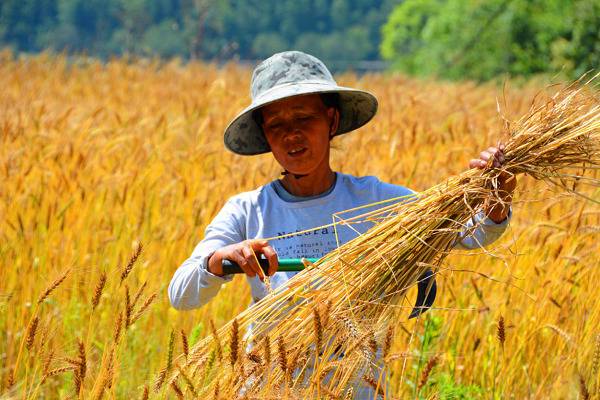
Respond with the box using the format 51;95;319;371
281;161;312;175
283;169;311;177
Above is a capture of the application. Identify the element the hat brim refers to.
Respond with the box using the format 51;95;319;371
224;81;378;155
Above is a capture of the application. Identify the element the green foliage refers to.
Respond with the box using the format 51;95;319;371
431;373;484;399
251;32;289;59
0;0;401;67
1;0;597;78
382;0;600;81
419;313;443;355
141;19;187;58
405;313;486;399
189;321;204;346
381;0;445;76
405;313;443;393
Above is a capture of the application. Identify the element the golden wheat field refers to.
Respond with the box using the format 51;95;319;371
1;51;599;399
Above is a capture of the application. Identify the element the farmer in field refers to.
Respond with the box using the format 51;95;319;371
168;51;516;312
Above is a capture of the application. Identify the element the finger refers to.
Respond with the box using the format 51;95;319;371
492;154;501;168
484;147;504;167
261;246;279;276
247;239;269;251
491;149;504;167
497;150;505;164
470;159;487;169
489;146;507;164
479;151;491;161
242;245;264;280
231;249;256;278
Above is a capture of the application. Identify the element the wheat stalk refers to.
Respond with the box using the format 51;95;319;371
497;316;506;349
91;271;107;311
38;268;70;304
181;329;189;360
159;76;600;396
120;243;143;284
25;316;39;351
418;355;440;391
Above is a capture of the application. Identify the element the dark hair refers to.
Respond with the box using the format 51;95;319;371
252;93;340;128
319;92;340;110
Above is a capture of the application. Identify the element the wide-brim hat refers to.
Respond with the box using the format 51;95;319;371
224;51;378;155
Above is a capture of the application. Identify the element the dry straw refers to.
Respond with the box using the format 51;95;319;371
162;76;600;397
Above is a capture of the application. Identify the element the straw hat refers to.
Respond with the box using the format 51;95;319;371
224;51;378;155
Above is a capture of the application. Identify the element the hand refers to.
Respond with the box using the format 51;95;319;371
469;143;517;223
207;239;278;279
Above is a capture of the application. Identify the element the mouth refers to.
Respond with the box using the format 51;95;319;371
287;146;307;157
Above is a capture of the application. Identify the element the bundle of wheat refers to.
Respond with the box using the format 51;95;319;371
159;77;600;399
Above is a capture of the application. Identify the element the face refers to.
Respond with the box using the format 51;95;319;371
260;94;338;176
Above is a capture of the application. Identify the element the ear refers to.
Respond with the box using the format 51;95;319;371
327;107;340;138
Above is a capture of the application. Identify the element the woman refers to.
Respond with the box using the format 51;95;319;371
168;51;515;313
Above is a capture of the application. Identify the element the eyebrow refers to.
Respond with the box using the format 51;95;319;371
264;105;320;120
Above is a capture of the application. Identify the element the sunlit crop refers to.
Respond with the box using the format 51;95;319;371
1;51;599;399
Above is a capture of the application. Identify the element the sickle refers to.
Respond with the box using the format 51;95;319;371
408;268;437;319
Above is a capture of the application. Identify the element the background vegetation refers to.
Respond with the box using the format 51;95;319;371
1;53;599;398
0;0;399;68
381;0;600;81
1;0;598;78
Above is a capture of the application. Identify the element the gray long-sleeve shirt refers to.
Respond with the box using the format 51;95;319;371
168;172;511;310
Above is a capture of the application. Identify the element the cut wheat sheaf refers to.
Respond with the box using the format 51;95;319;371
158;76;600;398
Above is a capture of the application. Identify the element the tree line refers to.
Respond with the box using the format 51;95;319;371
0;0;399;65
1;0;598;80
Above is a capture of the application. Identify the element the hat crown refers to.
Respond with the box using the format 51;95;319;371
224;50;377;155
250;51;336;100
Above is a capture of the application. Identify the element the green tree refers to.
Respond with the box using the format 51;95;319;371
381;0;599;81
1;0;404;68
252;33;289;59
141;19;187;58
560;1;600;77
0;0;58;51
380;0;445;76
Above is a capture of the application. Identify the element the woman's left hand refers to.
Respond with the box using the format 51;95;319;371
469;143;517;223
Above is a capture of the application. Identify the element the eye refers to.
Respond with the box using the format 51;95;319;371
266;123;282;132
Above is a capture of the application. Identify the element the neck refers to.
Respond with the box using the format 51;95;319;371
280;167;336;197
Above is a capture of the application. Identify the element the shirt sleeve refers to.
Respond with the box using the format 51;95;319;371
168;198;245;310
453;207;512;250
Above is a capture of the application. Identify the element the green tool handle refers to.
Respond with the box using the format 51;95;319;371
221;258;319;275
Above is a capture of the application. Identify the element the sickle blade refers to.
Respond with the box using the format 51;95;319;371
408;269;437;319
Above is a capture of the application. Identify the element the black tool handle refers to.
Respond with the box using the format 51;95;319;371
220;258;317;275
221;259;269;275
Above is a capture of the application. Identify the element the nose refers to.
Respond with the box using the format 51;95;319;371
281;124;303;141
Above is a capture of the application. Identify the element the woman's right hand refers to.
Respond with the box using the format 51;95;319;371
207;239;278;280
